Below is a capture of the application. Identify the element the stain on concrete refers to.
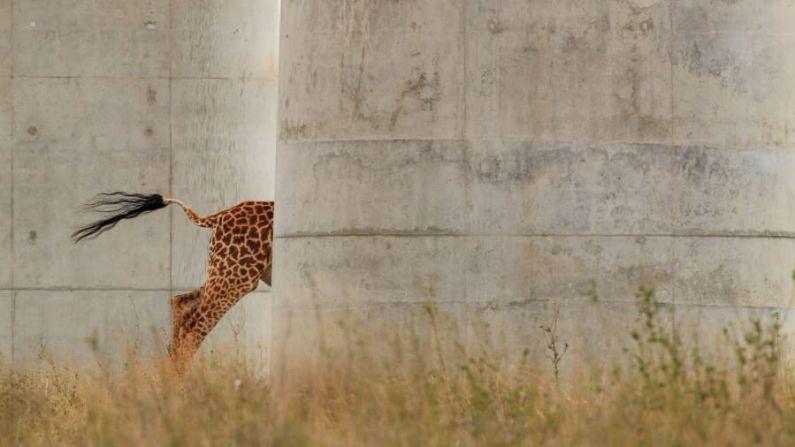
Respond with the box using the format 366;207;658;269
474;144;598;185
26;126;38;136
675;6;748;93
561;15;610;53
311;141;466;183
282;122;310;139
345;45;384;129
627;0;665;8
146;86;157;105
487;18;504;35
677;148;708;182
613;64;669;139
389;66;442;129
639;18;654;34
676;147;729;184
265;56;279;81
474;68;497;98
685;41;734;79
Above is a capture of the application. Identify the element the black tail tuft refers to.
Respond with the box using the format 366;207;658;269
72;192;167;243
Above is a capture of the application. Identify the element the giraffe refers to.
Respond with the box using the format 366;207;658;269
72;192;273;371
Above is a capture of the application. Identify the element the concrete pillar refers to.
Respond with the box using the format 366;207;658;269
275;0;795;369
1;0;278;366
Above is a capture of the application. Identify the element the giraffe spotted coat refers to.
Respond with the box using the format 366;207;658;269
167;199;274;369
72;193;274;372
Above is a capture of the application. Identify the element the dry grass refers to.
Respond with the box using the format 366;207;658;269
2;289;795;446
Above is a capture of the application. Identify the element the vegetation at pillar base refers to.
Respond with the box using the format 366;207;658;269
1;288;794;446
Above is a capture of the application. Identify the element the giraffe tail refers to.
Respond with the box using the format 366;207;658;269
162;197;216;228
72;192;170;243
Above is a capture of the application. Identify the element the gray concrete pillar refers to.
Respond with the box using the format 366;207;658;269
275;0;795;369
1;0;278;365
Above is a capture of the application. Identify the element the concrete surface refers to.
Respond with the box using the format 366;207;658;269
275;0;795;372
1;0;278;367
171;78;277;289
0;0;11;77
0;292;10;362
199;290;272;372
11;290;170;364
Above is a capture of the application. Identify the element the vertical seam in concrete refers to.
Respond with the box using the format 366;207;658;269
9;0;15;363
9;292;14;363
167;0;174;297
461;0;470;312
668;0;678;318
457;0;467;141
459;0;470;308
270;0;284;382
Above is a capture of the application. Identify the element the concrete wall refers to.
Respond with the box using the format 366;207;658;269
275;0;795;370
1;0;278;367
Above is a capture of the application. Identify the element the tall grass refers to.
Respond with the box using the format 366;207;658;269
2;288;794;446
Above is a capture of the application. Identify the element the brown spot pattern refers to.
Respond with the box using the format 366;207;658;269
170;201;274;372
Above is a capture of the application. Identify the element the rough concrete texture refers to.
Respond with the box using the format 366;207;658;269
275;0;795;371
199;291;272;372
2;0;278;366
0;0;10;77
11;290;170;364
171;78;277;289
0;292;10;362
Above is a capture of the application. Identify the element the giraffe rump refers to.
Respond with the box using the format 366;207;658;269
72;192;168;243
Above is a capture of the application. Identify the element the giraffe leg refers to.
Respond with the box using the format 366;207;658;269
174;278;258;371
169;288;203;358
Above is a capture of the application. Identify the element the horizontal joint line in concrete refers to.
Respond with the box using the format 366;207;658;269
277;231;795;240
0;287;174;292
12;75;277;82
279;137;677;146
278;137;795;152
274;299;795;312
0;287;273;293
494;298;795;312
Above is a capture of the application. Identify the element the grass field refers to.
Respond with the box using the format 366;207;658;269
2;288;794;446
